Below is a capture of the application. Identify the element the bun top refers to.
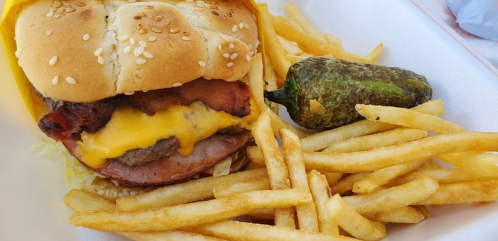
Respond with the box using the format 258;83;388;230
15;0;258;102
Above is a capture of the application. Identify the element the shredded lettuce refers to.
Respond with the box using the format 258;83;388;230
30;137;103;189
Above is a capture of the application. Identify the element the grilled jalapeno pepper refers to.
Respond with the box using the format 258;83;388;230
264;57;432;129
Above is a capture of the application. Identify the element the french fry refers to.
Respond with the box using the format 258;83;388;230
362;206;424;224
356;104;465;134
324;33;343;50
300;99;445;151
271;15;368;63
120;230;225;241
330;172;372;195
186;220;359;241
343;176;439;214
269;109;313;138
324;172;343;186
213;177;270;198
63;189;116;212
412;205;431;218
326;194;386;241
252;110;295;228
247;53;267;113
308;170;339;235
286;54;306;64
415;180;498;205
363;43;383;64
418;158;443;170
303;132;498;173
352;160;424;194
284;2;325;41
277;35;303;55
437;152;498;177
322;128;428;153
63;190;219;241
247;145;266;166
263;49;278;92
70;189;311;232
259;4;291;82
246;208;275;220
280;128;319;232
116;168;267;211
386;169;497;187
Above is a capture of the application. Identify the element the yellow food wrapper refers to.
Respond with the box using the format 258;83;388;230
1;0;262;122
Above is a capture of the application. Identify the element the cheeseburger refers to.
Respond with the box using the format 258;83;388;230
12;0;260;186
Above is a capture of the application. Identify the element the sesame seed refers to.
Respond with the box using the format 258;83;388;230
46;30;52;36
49;56;58;66
151;27;162;33
53;2;62;7
62;1;70;6
155;16;162;21
139;41;147;47
218;45;222;51
124;92;135;95
244;23;249;29
130;190;139;196
54;14;61;19
221;35;230;41
170;28;180;33
195;7;204;11
139;11;147;17
57;8;64;13
239;23;244;29
134;48;139;57
196;2;205;7
227;62;234;67
252;14;257;21
205;77;212;80
50;7;57;12
173;83;182;87
143;51;153;58
46;12;54;17
76;2;86;7
198;61;206;67
15;51;20;58
120;35;129;41
124;46;131;54
98;55;104;65
145;5;154;9
246;55;251;61
97;190;105;195
138;46;145;55
94;48;103;56
83;33;90;41
136;58;146;65
137;23;143;30
250;51;254;56
130;38;136;45
223;53;229;58
66;76;76;84
139;28;148;34
229;43;234;49
232;25;237;33
248;44;252;50
230;53;238;60
149;36;157;42
182;36;191;41
52;76;59;85
66;7;76;13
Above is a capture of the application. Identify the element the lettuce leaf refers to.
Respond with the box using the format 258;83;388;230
30;137;103;189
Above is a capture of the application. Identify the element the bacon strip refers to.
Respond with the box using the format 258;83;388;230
38;78;252;142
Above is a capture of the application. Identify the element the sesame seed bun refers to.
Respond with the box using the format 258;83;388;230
15;0;258;103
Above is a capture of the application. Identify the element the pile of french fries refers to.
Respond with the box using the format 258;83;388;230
61;2;498;241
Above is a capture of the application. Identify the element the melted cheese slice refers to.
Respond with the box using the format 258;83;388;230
77;100;259;168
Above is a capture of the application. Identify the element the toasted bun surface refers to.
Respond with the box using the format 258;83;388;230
15;0;258;102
